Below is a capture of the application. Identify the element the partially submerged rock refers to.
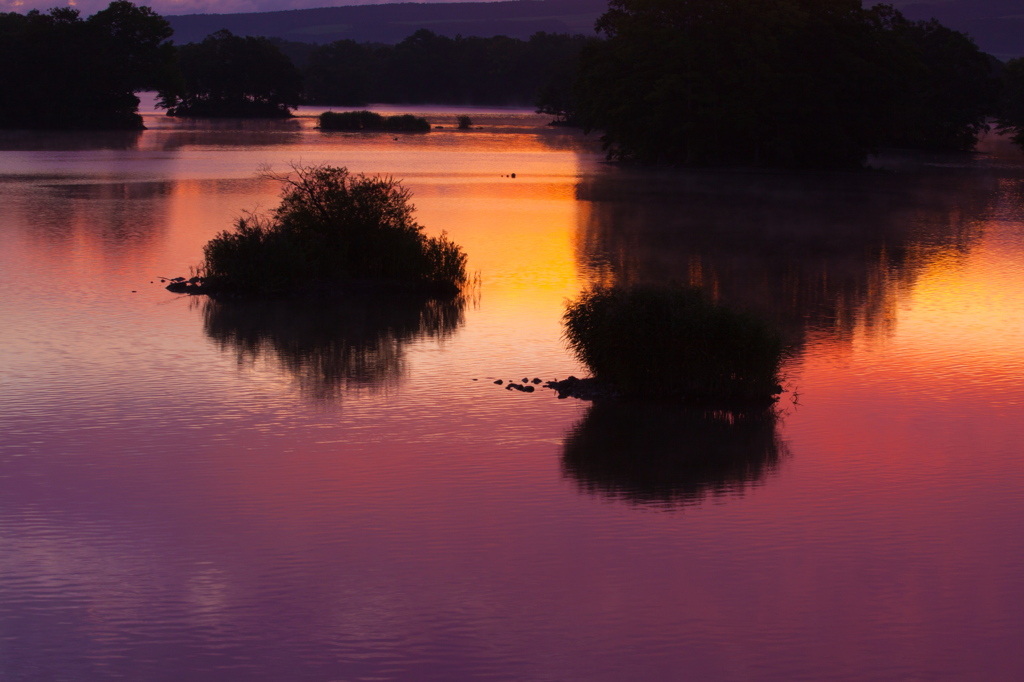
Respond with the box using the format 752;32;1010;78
544;376;619;401
165;275;461;298
493;373;778;407
165;276;212;294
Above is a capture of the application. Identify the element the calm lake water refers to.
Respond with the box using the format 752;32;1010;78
1;109;1023;681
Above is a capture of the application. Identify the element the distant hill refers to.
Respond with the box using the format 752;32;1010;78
891;0;1024;60
165;0;1024;60
166;0;607;45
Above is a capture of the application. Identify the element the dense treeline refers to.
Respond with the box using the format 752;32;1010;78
0;1;174;129
0;2;584;127
156;28;588;117
159;30;302;117
302;30;591;107
996;58;1024;147
574;0;1003;167
9;0;1024;172
880;13;1001;152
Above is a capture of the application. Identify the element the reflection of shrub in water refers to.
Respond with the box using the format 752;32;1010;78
202;294;464;399
562;402;787;507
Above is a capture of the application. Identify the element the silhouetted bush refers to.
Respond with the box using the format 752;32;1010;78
198;164;466;295
319;110;430;131
563;285;784;402
457;115;472;129
318;110;378;130
383;114;431;132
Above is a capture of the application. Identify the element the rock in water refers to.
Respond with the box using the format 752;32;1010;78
544;376;618;401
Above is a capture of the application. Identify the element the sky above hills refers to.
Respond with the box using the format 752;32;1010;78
0;0;467;15
3;0;1023;62
0;0;923;16
0;0;1004;17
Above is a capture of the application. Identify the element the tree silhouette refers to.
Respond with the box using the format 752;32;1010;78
0;1;174;130
996;57;1024;149
574;0;1000;166
160;30;302;118
302;30;591;107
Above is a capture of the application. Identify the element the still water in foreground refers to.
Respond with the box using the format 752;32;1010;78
1;111;1023;681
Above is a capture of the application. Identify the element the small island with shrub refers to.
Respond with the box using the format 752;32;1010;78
319;111;431;132
561;285;785;405
169;164;466;297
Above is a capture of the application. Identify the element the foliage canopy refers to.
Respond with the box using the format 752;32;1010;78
160;30;302;118
303;30;590;108
574;0;999;166
995;57;1024;148
0;1;174;130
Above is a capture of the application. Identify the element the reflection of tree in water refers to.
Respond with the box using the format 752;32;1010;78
576;167;994;345
13;181;172;257
0;129;142;152
143;118;304;152
562;402;787;508
202;294;465;399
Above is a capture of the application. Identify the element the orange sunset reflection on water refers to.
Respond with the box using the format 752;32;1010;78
2;116;1024;681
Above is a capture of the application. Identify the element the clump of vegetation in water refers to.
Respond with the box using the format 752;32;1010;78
319;110;430;132
563;285;784;403
194;164;466;295
457;115;472;129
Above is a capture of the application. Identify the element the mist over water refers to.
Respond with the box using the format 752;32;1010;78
1;114;1023;680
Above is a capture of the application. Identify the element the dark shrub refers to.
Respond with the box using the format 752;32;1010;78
319;110;381;130
198;164;466;295
457;115;472;129
563;285;784;402
382;114;431;132
319;110;430;132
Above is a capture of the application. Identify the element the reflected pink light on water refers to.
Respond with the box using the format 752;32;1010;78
1;118;1024;680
